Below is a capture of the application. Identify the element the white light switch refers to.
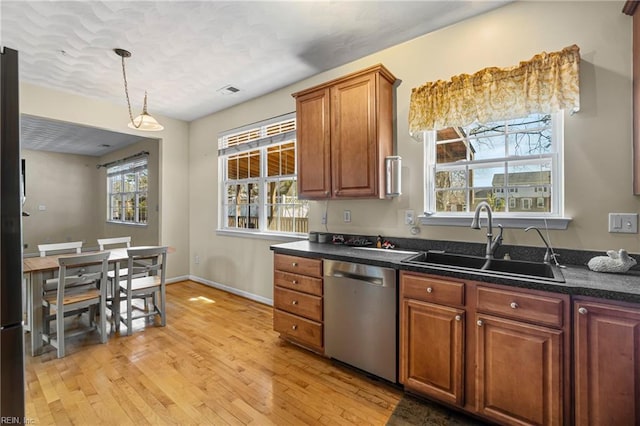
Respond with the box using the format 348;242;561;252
608;213;638;233
38;205;46;211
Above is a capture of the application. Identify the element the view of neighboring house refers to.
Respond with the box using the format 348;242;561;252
492;171;551;212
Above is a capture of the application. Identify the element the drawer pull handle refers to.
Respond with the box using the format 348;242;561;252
578;307;588;315
292;300;298;305
426;287;433;293
477;320;483;327
292;280;298;284
292;262;298;267
455;315;461;321
291;324;298;330
510;302;519;309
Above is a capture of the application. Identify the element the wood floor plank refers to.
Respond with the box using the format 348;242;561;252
25;280;403;425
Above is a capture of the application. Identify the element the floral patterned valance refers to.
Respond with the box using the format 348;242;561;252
409;44;581;134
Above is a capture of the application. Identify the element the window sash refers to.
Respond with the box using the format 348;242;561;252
107;158;148;224
219;114;307;235
425;112;563;217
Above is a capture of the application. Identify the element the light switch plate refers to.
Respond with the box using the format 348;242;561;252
608;213;638;233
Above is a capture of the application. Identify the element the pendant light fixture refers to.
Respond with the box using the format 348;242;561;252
114;48;164;131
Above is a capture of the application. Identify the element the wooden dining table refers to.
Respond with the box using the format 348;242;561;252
23;246;166;356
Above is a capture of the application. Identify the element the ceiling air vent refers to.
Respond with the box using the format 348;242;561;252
217;85;240;95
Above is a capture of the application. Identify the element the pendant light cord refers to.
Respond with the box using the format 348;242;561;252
120;54;141;129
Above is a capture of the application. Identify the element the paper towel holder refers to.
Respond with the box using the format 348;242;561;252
385;156;402;197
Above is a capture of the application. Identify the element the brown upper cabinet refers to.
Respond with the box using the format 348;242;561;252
292;64;396;199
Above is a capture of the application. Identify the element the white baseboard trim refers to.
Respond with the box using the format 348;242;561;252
167;275;190;284
187;275;273;306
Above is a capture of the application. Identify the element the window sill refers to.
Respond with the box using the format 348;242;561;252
418;215;572;230
106;221;148;227
216;228;307;242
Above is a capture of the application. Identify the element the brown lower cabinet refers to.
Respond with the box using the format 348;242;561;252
574;298;640;426
400;271;571;425
400;273;465;406
273;253;324;353
475;313;564;425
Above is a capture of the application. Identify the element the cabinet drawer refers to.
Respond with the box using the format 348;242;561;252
274;286;322;321
401;272;465;307
274;270;322;296
274;254;322;277
274;309;323;350
476;286;565;329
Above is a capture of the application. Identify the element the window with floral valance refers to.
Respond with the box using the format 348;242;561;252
413;45;580;228
408;44;581;135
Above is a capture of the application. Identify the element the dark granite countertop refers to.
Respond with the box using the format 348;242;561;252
271;240;640;304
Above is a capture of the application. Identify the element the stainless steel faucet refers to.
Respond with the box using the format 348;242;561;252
525;226;557;265
471;201;503;261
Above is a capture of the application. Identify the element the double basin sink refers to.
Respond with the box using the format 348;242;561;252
400;251;565;283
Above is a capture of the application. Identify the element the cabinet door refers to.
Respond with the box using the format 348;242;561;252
295;88;331;199
476;314;564;425
330;72;378;198
401;298;465;406
574;301;640;426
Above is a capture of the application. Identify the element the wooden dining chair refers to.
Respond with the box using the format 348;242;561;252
116;246;168;336
37;240;84;290
42;251;110;358
97;236;131;251
96;237;132;313
37;241;83;257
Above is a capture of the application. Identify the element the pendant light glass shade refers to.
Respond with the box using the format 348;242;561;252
128;92;164;131
128;113;164;131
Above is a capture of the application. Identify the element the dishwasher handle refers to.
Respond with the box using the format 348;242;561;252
329;271;383;286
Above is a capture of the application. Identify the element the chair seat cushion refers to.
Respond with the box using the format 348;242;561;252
43;287;101;306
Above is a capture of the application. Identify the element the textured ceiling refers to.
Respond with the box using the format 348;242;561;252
1;0;509;155
21;115;148;157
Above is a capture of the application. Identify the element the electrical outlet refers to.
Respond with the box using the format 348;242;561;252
405;210;415;225
194;255;200;264
343;210;351;223
321;211;327;224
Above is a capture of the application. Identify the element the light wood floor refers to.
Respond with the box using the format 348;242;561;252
25;280;403;425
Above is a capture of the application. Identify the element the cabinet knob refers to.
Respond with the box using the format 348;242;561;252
291;324;298;331
292;262;298;267
292;300;298;305
455;315;462;321
426;287;433;293
578;307;588;315
292;280;298;284
510;302;519;309
477;320;483;327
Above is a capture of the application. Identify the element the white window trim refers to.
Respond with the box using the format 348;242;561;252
420;111;572;229
217;113;308;238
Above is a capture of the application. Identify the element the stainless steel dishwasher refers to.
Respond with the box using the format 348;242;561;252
324;259;397;382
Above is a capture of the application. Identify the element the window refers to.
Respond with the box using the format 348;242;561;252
424;112;563;218
218;113;309;235
107;157;148;224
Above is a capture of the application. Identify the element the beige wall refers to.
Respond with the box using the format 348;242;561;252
21;149;101;254
189;1;640;301
20;84;190;279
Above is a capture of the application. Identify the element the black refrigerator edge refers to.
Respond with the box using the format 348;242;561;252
0;46;26;420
